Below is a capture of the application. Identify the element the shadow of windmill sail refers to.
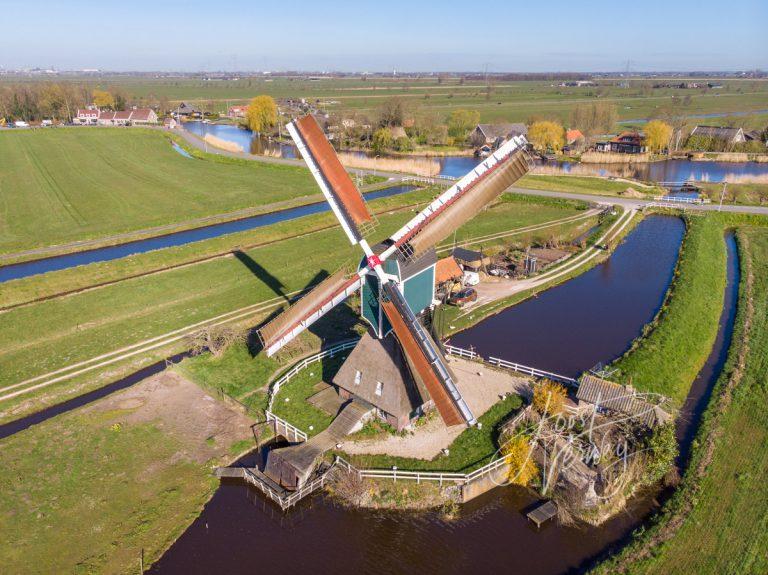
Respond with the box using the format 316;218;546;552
255;114;531;492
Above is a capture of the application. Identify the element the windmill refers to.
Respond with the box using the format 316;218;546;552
258;115;531;428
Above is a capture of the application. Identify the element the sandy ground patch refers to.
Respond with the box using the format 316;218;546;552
342;358;530;459
86;371;254;463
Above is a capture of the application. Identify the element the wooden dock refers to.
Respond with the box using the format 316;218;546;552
527;500;558;528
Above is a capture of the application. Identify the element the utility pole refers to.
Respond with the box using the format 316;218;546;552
718;182;727;211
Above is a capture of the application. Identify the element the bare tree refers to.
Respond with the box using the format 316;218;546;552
188;325;246;358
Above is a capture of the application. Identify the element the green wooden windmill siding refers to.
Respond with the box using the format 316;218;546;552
359;247;437;338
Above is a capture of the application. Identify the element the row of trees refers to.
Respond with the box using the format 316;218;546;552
0;82;175;122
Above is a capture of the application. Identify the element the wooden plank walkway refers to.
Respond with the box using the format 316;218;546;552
265;400;369;486
527;500;558;528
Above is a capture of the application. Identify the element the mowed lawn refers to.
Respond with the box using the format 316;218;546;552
0;127;316;254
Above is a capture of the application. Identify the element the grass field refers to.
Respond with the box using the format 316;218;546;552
0;127;317;254
593;227;768;574
0;405;218;574
0;191;589;422
5;76;767;125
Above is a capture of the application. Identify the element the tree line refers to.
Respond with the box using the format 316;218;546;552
0;82;173;122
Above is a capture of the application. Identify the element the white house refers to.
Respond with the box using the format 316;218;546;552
74;107;158;126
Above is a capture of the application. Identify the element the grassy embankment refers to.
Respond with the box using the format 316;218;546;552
0;127;321;257
0;193;592;423
519;174;662;197
609;215;729;405
0;186;437;309
592;226;768;574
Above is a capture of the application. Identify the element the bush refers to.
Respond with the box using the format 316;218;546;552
393;136;413;152
502;435;539;486
532;379;567;415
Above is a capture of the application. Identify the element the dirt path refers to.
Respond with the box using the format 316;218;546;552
85;370;254;463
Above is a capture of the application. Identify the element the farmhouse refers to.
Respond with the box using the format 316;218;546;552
566;129;584;145
74;107;157;125
595;131;647;154
689;125;747;145
470;123;528;148
175;102;200;117
228;105;247;118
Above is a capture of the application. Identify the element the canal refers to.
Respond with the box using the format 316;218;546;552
148;215;740;575
0;185;417;284
182;121;768;181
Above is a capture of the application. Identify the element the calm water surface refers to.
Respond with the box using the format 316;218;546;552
450;216;686;377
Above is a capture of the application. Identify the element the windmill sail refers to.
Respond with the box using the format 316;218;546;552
288;115;375;244
380;281;475;426
258;270;362;356
382;137;530;260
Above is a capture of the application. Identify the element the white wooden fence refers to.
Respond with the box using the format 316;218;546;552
443;344;479;360
652;195;711;205
265;410;308;443
487;356;577;386
334;453;509;488
267;339;359;410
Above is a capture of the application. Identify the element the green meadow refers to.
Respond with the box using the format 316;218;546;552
0;127;316;254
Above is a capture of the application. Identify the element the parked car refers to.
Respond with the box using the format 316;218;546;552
449;288;477;307
14;121;29;128
462;271;480;286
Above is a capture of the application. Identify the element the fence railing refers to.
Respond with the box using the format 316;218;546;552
265;410;308;443
487;356;577;386
444;344;479;360
334;453;509;487
652;195;711;205
267;338;359;410
241;464;335;511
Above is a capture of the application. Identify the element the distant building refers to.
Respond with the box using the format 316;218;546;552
565;129;585;145
689;125;746;145
470;123;528;147
452;247;490;272
73;107;100;125
228;105;248;118
595;131;646;154
175;102;200;117
74;107;157;126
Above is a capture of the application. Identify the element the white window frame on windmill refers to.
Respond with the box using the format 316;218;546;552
375;381;383;396
354;370;362;385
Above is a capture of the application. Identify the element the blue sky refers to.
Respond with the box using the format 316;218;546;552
2;0;766;72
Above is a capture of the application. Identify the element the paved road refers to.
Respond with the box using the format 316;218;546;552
509;186;768;217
